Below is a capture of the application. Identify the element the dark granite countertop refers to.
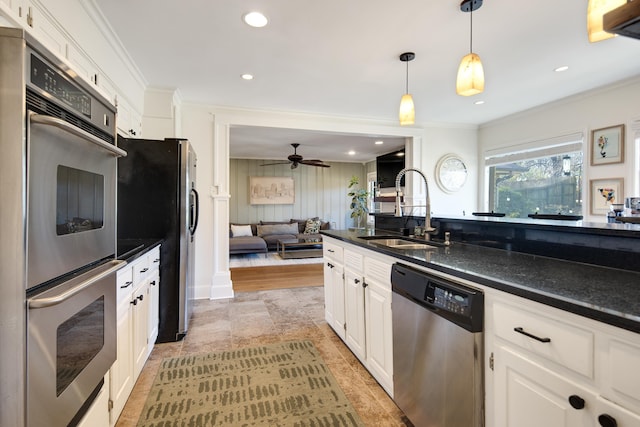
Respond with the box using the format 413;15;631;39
117;238;162;262
321;229;640;334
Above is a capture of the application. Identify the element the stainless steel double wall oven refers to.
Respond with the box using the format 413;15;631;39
0;27;125;427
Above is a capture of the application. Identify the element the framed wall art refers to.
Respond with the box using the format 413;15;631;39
249;176;295;205
591;124;624;166
590;178;624;215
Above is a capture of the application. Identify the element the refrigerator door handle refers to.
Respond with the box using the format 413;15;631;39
190;188;200;236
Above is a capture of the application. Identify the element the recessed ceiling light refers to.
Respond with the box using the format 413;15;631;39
348;150;356;155
554;66;569;72
375;140;384;145
241;74;254;80
474;100;485;105
243;12;268;28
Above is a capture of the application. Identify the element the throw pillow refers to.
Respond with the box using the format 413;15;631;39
256;223;299;237
230;224;253;237
304;219;321;234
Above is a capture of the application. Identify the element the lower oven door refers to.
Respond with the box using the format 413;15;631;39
27;260;124;427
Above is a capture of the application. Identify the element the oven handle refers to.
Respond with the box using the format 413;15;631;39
29;113;127;158
28;260;126;309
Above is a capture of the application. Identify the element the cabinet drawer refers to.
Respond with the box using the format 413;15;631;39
493;301;594;378
344;249;363;273
116;265;133;303
364;258;392;288
131;255;150;284
323;241;343;261
147;246;161;271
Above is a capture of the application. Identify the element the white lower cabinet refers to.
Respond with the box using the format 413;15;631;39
487;292;640;427
323;239;394;396
109;245;161;426
344;267;366;360
78;375;110;427
323;238;345;340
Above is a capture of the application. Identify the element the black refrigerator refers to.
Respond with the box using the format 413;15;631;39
117;137;199;342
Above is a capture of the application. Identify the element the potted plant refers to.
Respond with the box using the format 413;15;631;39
348;175;369;229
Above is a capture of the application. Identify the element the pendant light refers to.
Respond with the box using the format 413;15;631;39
587;0;625;42
456;0;484;97
399;52;415;126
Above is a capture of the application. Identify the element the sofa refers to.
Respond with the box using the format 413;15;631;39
229;218;329;256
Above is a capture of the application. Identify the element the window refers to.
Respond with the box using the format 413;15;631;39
485;135;583;218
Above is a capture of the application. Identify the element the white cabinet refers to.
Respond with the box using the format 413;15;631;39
117;97;143;138
344;266;366;360
147;247;161;354
109;245;161;426
323;238;345;339
78;375;110;427
322;239;394;396
363;257;393;394
109;266;135;426
487;292;640;427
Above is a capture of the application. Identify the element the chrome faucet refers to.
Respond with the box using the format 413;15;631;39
394;168;436;238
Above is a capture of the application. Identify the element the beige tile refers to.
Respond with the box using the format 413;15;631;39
114;285;407;427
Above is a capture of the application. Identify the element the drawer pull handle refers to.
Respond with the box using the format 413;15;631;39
514;327;551;343
140;267;149;273
120;281;133;289
327;262;334;268
354;278;360;284
598;414;617;427
328;249;335;253
568;395;585;410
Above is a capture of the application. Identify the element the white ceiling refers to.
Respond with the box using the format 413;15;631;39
95;0;640;163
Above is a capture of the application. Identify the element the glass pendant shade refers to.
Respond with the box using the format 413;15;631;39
587;0;625;42
399;94;415;126
456;52;485;96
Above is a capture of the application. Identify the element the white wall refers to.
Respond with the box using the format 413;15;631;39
478;77;640;222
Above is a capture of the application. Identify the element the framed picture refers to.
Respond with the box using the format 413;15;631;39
590;178;624;215
591;124;624;165
249;176;294;205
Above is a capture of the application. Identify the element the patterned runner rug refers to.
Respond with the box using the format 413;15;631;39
137;340;364;427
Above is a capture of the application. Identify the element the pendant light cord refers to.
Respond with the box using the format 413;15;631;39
470;7;473;53
405;60;409;94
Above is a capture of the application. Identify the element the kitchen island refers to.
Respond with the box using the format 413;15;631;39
321;222;640;427
321;227;640;333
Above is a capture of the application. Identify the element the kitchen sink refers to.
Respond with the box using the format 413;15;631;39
363;238;438;250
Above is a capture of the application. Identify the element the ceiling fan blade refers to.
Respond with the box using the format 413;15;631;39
260;161;291;166
300;160;330;167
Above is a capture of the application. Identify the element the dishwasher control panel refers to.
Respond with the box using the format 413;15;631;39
428;283;471;316
391;262;484;332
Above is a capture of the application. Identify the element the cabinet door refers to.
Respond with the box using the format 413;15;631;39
109;292;134;426
132;281;149;378
147;269;159;355
78;378;109;427
364;276;393;396
593;395;640;427
323;260;335;329
494;345;596;427
344;269;366;361
331;262;345;340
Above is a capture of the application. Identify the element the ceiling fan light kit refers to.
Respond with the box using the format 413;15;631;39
587;0;625;42
399;52;416;126
457;0;485;97
260;143;330;169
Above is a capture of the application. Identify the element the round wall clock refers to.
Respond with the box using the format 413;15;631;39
435;154;468;193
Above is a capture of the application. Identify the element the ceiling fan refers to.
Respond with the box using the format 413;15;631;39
261;143;330;169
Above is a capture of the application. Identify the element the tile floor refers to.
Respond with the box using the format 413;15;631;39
115;286;409;427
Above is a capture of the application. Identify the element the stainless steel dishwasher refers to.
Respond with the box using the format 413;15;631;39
391;263;484;427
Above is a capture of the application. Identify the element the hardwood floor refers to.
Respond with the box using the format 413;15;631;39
231;263;324;291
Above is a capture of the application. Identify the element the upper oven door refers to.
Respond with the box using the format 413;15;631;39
26;112;126;289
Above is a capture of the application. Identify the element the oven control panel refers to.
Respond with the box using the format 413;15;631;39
30;54;91;117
